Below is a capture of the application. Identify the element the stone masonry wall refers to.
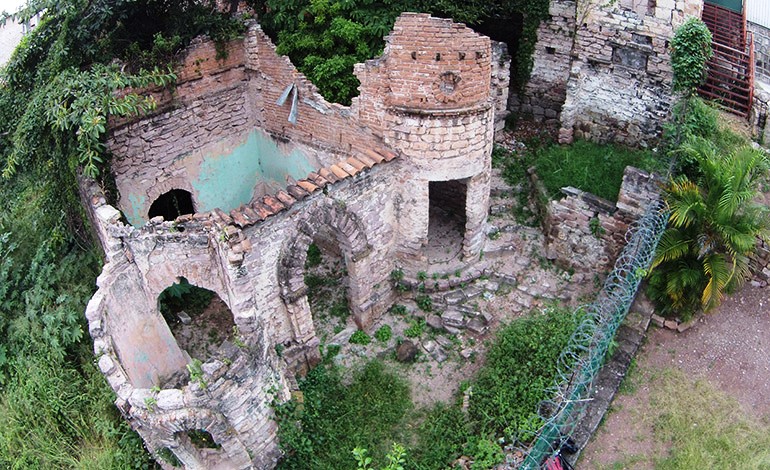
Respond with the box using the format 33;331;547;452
749;21;770;84
545;166;662;273
558;0;703;147
514;0;703;146
354;13;494;263
509;0;575;125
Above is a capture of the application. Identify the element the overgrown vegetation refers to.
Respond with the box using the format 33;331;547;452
0;0;246;466
252;0;550;104
468;306;582;443
647;18;769;319
494;138;662;214
275;359;412;470
275;307;582;468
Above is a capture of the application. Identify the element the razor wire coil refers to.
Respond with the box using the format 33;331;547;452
520;200;669;469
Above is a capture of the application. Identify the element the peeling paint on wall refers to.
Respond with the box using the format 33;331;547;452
123;129;319;226
192;129;318;216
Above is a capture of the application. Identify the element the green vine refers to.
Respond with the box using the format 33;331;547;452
670;18;713;97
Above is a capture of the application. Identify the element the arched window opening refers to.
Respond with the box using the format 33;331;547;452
167;429;224;468
183;429;221;450
158;277;235;366
303;227;352;340
427;179;468;263
148;189;195;221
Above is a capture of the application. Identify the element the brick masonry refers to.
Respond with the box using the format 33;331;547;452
83;14;498;469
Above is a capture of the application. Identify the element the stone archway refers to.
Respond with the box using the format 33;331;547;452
277;201;371;369
146;408;250;470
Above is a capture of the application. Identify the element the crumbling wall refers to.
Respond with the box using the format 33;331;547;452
354;13;494;263
558;0;703;147
545;166;662;273
110;24;385;227
513;0;703;146
749;21;770;84
84;13;497;469
509;0;575;125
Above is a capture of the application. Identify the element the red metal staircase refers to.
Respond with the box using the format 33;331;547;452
699;1;755;117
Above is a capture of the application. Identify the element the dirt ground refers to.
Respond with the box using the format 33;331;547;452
580;284;770;468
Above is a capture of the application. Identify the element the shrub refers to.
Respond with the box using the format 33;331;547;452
275;360;411;470
404;319;425;338
390;304;408;316
468;307;581;442
415;295;432;312
374;325;392;343
648;142;770;318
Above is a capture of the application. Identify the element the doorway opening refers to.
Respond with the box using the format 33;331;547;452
158;277;234;365
427;179;468;263
148;189;195;221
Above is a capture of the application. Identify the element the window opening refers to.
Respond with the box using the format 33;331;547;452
148;189;195;221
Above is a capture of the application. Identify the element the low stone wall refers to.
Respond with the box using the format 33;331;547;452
543;166;662;273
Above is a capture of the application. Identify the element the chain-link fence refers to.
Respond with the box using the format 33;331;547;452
520;200;669;469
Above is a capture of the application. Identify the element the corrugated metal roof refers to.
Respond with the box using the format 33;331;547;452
747;0;770;28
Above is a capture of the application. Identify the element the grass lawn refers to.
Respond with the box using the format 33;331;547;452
532;140;663;202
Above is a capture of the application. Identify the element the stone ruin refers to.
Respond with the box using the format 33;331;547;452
79;5;701;468
82;14;504;469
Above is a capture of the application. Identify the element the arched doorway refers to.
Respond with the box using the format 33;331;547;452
303;225;353;342
149;189;195;221
278;203;372;372
158;277;235;367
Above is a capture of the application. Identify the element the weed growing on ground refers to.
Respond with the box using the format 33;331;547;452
404;319;425;338
415;295;432;312
374;325;392;343
349;330;372;345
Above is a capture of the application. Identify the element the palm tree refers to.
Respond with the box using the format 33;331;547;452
649;141;770;318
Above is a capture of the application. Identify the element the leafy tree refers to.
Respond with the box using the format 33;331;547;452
649;141;770;318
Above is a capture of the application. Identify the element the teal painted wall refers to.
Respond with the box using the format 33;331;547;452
124;129;318;226
707;0;742;13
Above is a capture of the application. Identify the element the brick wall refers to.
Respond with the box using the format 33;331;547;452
544;166;662;273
